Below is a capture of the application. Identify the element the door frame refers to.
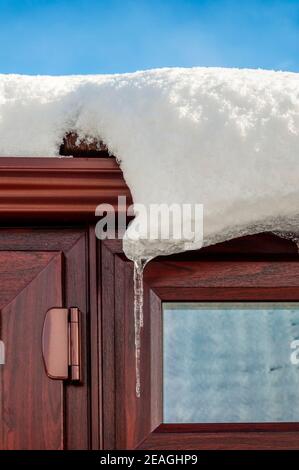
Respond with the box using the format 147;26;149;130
0;156;131;449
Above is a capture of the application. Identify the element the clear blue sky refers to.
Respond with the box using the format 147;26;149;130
0;0;298;75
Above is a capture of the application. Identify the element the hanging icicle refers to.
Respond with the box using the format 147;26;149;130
133;258;151;398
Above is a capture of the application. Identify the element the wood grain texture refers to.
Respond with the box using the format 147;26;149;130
155;286;299;301
0;157;132;222
114;259;153;449
138;431;299;450
157;423;299;432
0;251;60;308
0;229;85;251
88;226;102;449
101;241;116;450
0;252;64;449
63;232;90;450
150;291;163;431
145;260;299;288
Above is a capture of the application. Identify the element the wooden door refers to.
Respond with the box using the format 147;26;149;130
0;229;91;450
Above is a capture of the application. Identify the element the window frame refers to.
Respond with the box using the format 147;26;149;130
101;235;299;450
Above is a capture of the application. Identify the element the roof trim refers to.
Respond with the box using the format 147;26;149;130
0;157;132;222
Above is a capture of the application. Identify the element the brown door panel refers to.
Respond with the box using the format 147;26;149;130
0;251;64;449
0;229;90;450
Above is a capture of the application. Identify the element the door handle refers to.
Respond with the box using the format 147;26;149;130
42;307;81;382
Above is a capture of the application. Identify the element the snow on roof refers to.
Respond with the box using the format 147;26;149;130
0;67;299;261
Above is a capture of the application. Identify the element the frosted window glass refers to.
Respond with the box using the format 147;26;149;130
163;303;299;423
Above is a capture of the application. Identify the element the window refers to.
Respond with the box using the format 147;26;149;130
163;302;299;424
101;233;299;450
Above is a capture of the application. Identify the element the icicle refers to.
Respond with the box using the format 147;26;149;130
133;257;151;398
134;260;145;329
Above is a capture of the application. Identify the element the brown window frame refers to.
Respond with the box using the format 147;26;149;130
101;235;299;450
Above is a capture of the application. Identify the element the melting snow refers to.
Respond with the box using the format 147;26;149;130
0;67;299;260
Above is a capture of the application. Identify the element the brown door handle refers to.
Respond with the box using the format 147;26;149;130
42;307;81;381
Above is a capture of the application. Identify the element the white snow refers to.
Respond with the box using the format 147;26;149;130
0;67;299;261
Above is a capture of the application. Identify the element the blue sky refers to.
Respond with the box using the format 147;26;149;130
0;0;298;75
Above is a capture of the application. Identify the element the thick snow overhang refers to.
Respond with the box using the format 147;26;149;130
0;68;299;262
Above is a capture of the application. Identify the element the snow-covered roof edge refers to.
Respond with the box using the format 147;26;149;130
0;67;299;262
